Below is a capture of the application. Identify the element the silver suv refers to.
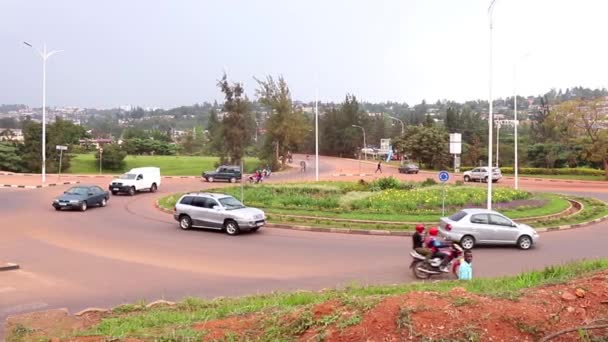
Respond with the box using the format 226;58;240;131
173;193;266;235
463;167;502;183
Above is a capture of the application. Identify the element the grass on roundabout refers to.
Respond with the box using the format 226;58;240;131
157;178;608;231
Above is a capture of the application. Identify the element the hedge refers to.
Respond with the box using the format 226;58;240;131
457;166;604;176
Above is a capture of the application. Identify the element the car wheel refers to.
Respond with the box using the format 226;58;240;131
179;215;192;230
151;183;158;193
415;171;419;174
224;220;240;236
111;191;118;196
229;177;236;183
464;176;470;182
517;235;533;250
460;235;475;250
128;187;135;196
208;176;214;183
100;198;107;207
54;206;61;211
80;202;87;212
251;227;260;232
483;176;489;183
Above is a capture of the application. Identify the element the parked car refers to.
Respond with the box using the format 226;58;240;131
463;167;502;183
52;185;109;211
173;192;266;235
438;208;539;250
398;163;420;174
109;167;161;196
202;165;241;183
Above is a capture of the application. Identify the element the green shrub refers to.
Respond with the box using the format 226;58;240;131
372;176;401;190
421;178;437;186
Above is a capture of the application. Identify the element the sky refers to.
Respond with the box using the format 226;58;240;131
1;0;607;109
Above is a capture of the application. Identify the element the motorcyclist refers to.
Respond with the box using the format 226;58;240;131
426;227;452;272
412;224;432;258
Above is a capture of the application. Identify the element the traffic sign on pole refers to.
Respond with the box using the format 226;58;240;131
55;145;68;151
438;171;449;183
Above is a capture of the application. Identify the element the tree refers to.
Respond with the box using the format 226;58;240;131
255;75;310;168
463;133;483;166
552;99;608;177
395;126;450;169
320;95;369;157
217;73;252;165
0;142;26;172
96;143;126;170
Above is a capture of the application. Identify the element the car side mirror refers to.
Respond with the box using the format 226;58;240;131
213;205;222;211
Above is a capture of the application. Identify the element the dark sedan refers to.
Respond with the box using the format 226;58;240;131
52;185;109;211
398;163;420;174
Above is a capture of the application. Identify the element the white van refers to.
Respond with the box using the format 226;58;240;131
109;167;161;196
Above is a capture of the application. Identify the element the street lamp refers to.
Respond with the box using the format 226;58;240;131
315;86;319;182
513;52;531;190
486;0;498;210
24;42;63;184
388;115;405;135
352;124;367;160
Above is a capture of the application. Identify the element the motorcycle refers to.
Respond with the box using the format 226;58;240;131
248;174;264;184
410;243;464;279
262;168;272;178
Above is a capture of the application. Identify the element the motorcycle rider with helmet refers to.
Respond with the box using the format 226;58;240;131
426;226;452;272
412;224;431;257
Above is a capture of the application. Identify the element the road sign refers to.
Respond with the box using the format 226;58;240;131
438;171;449;182
55;145;67;151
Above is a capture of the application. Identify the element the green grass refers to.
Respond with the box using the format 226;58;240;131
68;154;261;176
503;173;607;181
38;258;606;340
158;182;582;230
535;197;608;228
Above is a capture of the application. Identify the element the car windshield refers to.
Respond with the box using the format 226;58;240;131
65;187;89;196
219;196;245;210
448;210;468;222
119;173;137;180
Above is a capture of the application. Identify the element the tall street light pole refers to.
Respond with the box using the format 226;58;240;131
24;42;63;184
388;115;405;135
352;124;366;160
513;52;530;190
315;85;319;182
486;0;498;210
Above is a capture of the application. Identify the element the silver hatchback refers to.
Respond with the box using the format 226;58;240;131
174;193;266;236
439;208;539;250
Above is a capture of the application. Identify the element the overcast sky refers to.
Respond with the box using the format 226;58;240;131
1;0;607;109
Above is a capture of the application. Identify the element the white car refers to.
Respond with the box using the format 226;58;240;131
463;167;502;183
109;167;161;196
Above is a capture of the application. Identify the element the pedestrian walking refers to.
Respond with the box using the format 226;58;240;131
375;161;382;173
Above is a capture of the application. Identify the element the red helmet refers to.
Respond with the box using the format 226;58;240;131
429;227;439;236
415;224;425;233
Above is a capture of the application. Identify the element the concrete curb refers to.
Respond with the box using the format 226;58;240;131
330;173;375;177
0;262;20;271
0;181;81;189
155;198;608;237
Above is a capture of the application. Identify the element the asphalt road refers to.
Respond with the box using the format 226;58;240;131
1;155;607;331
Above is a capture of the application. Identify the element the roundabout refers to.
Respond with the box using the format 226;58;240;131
1;155;608;337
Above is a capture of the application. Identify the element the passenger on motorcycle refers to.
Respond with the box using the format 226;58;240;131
456;250;473;280
426;227;452;272
413;224;431;257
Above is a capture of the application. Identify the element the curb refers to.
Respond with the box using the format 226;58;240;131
0;262;20;272
330;173;375;177
0;181;81;189
155;199;608;237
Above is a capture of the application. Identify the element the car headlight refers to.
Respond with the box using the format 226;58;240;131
53;199;59;203
69;199;80;203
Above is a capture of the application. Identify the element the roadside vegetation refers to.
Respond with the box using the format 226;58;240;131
8;258;608;341
157;177;604;229
69;154;261;176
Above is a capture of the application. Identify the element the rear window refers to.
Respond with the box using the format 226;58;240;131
448;211;467;222
179;196;194;205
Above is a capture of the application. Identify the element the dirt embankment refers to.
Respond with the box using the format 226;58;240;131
6;272;608;341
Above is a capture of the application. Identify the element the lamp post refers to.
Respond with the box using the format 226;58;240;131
486;0;498;210
513;52;530;190
352;124;367;160
24;42;63;184
388;115;405;135
315;87;319;182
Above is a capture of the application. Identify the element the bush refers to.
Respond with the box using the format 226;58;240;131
96;144;127;171
421;178;437;186
372;176;400;190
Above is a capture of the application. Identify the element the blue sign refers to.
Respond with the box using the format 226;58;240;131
438;171;449;182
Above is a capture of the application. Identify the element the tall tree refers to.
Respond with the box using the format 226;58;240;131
255;75;309;168
217;73;251;165
552;99;608;177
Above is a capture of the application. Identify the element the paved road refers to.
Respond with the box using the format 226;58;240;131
1;156;607;331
